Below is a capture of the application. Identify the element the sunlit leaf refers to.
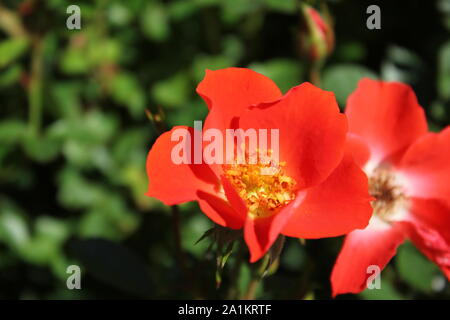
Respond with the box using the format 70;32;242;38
396;241;440;293
322;64;377;106
0;38;29;68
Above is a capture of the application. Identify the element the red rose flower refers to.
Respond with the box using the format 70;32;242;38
299;4;334;62
146;68;372;262
331;79;450;296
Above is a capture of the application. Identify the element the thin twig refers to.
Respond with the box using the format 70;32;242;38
307;61;322;86
171;205;187;272
226;240;244;299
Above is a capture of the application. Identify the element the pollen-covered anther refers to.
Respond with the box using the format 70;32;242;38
223;150;297;219
368;166;407;221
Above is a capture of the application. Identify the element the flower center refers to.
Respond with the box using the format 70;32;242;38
368;166;407;221
223;151;297;219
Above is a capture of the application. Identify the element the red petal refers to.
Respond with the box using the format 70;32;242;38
403;199;450;279
197;68;282;132
330;220;406;297
397;127;450;204
197;191;245;229
346;133;371;168
409;198;450;241
345;79;427;166
221;175;248;217
222;169;300;262
146;126;218;205
404;221;450;281
244;204;294;262
282;152;373;238
239;82;347;189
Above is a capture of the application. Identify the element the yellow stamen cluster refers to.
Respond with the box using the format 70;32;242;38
369;166;406;221
223;150;297;219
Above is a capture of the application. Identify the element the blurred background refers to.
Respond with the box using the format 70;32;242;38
0;0;450;299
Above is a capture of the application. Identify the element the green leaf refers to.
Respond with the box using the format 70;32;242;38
360;278;405;300
151;72;191;108
430;100;447;122
35;216;70;244
50;82;83;119
57;168;108;209
19;217;70;266
75;111;118;144
192;55;235;82
381;46;422;84
195;226;215;245
437;0;450;30
110;72;146;117
0;203;30;249
322;64;378;106
169;0;199;20
60;48;91;75
22;131;60;163
0;38;29;68
56;111;117;169
78;210;121;240
249;59;303;93
0;120;26;145
141;2;170;42
221;0;262;24
107;3;133;26
264;0;296;13
77;195;138;240
396;241;440;293
0;64;22;87
215;240;235;288
281;239;306;271
336;42;366;62
238;263;251;296
88;39;121;65
112;128;148;166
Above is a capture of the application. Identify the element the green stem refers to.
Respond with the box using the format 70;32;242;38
241;252;271;299
171;205;189;278
243;277;260;300
28;37;44;136
307;61;322;86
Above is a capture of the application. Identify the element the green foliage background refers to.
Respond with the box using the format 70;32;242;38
0;0;449;299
